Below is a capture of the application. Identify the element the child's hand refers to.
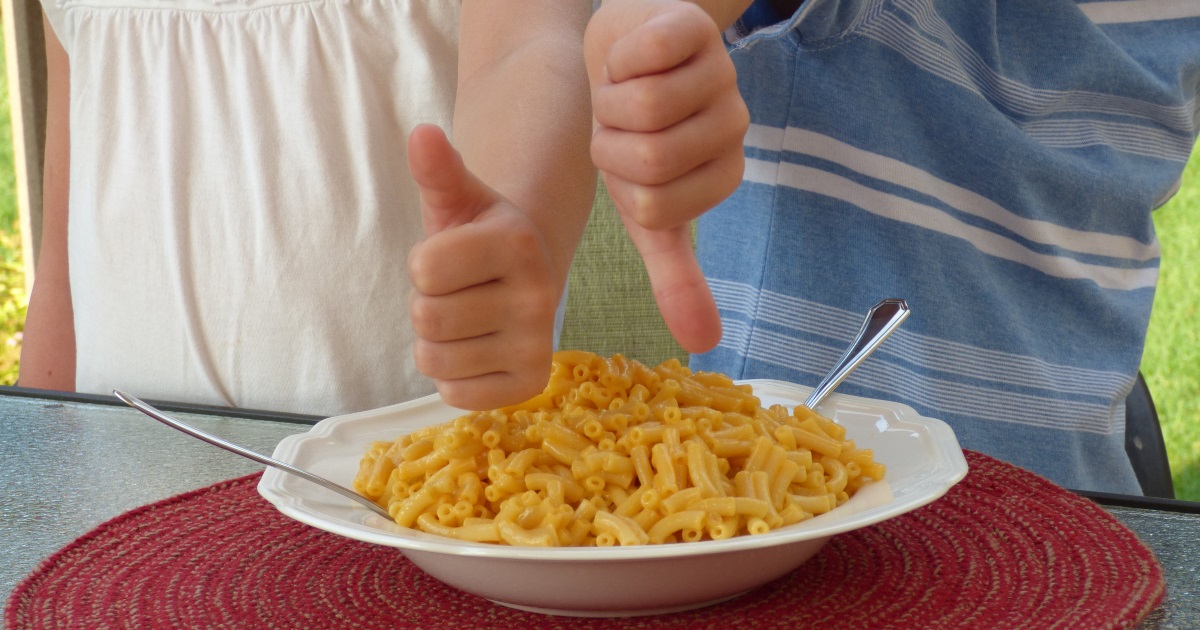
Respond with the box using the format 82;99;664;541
585;0;748;355
406;124;557;410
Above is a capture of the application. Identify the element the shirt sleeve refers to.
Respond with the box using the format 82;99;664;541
38;0;71;55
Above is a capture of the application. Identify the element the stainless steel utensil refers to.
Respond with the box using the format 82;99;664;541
803;298;910;410
114;390;393;520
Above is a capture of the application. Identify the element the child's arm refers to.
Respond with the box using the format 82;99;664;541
406;2;596;410
18;16;76;391
585;0;752;355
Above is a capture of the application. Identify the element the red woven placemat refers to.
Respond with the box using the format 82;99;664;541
5;451;1164;629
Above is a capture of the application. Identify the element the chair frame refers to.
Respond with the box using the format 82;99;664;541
1125;372;1174;499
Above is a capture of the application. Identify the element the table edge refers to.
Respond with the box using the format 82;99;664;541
0;385;323;425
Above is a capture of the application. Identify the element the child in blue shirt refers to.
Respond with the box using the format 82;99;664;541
593;0;1200;493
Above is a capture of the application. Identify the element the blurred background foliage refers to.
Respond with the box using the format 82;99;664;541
0;24;27;385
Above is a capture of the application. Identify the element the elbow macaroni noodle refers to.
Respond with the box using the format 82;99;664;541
353;351;885;547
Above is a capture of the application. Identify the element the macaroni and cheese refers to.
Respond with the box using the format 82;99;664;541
353;351;885;546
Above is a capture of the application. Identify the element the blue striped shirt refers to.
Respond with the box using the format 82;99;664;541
693;0;1200;493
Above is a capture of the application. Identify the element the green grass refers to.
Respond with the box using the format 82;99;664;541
1143;150;1200;502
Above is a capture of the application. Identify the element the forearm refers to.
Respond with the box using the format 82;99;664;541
584;1;747;353
19;15;76;390
454;4;596;291
20;268;75;391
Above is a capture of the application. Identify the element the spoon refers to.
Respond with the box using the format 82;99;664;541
803;298;910;410
113;390;393;520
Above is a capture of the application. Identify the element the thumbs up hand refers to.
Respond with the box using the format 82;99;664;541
585;0;748;354
406;124;557;410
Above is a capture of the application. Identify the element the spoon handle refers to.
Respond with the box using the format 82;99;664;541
803;298;910;410
113;390;393;520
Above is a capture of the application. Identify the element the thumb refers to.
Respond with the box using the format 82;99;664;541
407;123;500;237
621;217;722;354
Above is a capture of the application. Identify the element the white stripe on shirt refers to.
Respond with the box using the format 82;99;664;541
1078;0;1200;24
746;124;1160;261
861;0;1197;134
1020;118;1196;161
743;157;1160;290
710;280;1132;397
715;303;1124;434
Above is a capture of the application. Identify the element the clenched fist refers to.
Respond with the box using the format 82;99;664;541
585;0;749;354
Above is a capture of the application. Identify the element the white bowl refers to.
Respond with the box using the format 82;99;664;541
258;380;968;617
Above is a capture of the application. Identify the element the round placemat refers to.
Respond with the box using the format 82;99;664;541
6;451;1163;629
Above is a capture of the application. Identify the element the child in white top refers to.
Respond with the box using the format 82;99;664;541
20;0;748;416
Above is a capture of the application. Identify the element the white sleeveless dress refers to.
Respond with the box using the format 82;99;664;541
40;0;459;416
